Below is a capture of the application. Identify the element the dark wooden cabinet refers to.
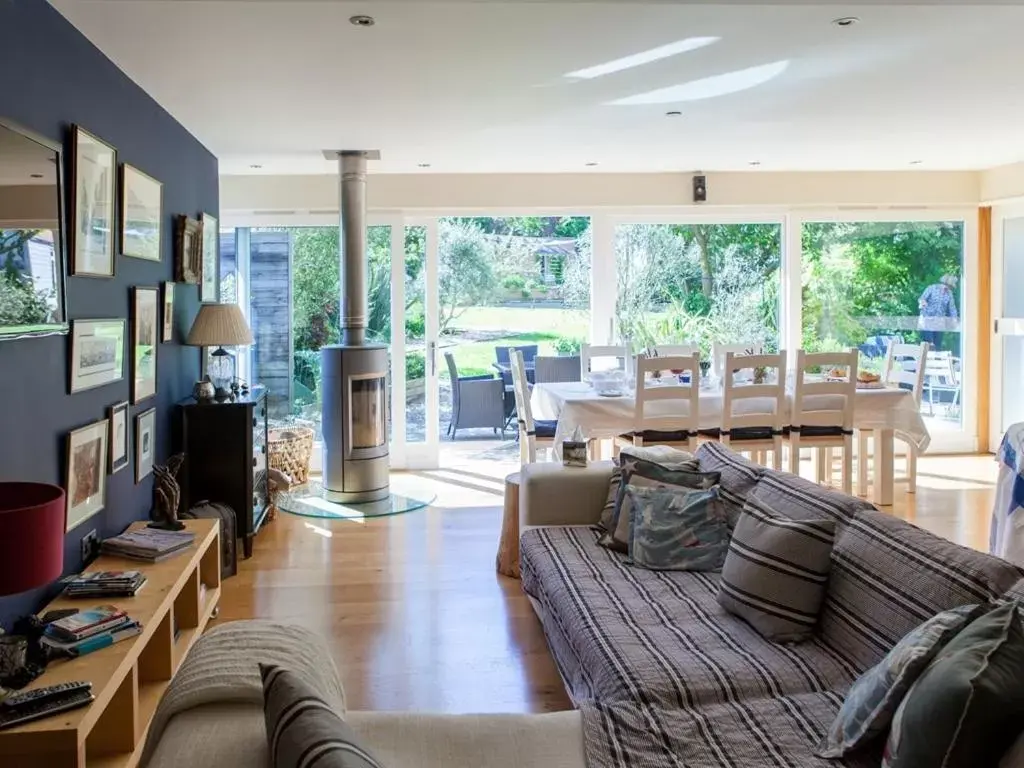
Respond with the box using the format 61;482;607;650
177;386;268;558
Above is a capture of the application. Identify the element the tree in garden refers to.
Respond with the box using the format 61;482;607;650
0;229;53;326
437;218;497;334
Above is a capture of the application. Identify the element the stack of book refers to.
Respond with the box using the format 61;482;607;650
101;529;195;562
62;570;147;599
42;605;142;657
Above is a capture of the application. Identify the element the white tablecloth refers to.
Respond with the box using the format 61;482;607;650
990;423;1024;565
531;381;931;459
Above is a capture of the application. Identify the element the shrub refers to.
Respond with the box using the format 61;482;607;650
406;352;426;380
502;274;526;292
293;349;321;394
405;309;425;339
554;336;583;355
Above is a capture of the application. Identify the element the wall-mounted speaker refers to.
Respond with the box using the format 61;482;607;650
692;174;707;203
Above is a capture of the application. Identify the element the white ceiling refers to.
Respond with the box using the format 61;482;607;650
50;1;1024;175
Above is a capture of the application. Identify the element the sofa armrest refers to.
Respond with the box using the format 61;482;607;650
519;461;613;531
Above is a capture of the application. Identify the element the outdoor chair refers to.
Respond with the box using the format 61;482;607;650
534;355;582;384
444;352;507;440
494;345;538;388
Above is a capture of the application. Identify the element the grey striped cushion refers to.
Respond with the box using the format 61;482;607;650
260;664;384;768
694;441;765;528
719;500;836;643
599;448;700;531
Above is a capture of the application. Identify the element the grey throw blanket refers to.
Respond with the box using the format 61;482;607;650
141;620;345;767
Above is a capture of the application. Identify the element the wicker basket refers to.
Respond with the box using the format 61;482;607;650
268;426;314;485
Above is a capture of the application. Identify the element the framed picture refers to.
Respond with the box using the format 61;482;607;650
0;119;69;341
131;286;159;403
69;125;116;277
66;418;108;531
135;407;156;483
108;400;129;474
162;281;174;342
69;319;126;394
200;212;218;301
175;215;202;284
121;163;162;262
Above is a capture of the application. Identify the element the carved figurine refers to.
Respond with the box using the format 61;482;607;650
148;453;186;531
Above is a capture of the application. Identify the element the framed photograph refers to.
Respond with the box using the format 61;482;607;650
200;212;218;301
66;418;108;531
121;163;162;262
162;281;174;342
135;407;156;483
108;400;129;474
69;319;126;394
0;119;70;341
131;286;159;403
175;215;202;284
69;125;116;277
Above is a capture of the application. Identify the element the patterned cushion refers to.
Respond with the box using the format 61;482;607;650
624;484;729;571
817;603;986;758
718;499;836;642
598;447;698;532
694;441;765;528
600;455;718;553
260;664;385;768
883;601;1024;768
820;507;1024;672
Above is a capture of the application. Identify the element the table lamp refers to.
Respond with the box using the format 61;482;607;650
0;483;65;597
185;303;254;399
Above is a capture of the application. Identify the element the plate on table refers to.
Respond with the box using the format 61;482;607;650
856;381;886;390
597;390;624;397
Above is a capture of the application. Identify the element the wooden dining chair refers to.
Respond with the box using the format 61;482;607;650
510;350;556;465
717;351;787;470
652;343;699;358
788;348;859;494
857;341;929;495
580;344;628;376
614;353;700;455
711;342;763;380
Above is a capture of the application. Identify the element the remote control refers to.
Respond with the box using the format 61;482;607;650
2;682;92;710
0;688;94;729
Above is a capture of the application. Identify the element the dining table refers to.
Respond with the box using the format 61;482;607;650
530;380;931;506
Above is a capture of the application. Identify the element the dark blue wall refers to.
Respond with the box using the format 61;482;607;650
0;0;219;626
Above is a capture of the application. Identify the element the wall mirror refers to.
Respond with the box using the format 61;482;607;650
0;119;68;340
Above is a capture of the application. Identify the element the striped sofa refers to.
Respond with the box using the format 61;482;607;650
519;442;1024;768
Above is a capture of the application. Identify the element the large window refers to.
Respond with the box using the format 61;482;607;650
613;223;782;354
801;220;965;431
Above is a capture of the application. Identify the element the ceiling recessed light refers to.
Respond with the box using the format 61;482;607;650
349;15;375;27
29;173;43;179
417;163;431;168
909;160;923;166
585;162;599;167
832;16;860;27
249;164;263;169
665;110;682;117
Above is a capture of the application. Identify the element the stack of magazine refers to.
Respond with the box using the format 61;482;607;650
101;529;195;562
42;605;142;657
62;570;147;598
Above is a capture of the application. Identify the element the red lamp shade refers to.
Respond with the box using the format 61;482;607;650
0;483;65;596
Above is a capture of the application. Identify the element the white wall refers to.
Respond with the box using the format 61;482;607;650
982;162;1024;204
221;170;981;217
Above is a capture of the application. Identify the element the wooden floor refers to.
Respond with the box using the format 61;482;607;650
216;448;1000;714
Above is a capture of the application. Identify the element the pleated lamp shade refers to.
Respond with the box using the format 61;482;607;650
185;303;254;347
0;483;65;595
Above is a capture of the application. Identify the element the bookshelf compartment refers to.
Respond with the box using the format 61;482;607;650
85;665;137;761
173;568;201;633
138;610;174;685
199;538;221;592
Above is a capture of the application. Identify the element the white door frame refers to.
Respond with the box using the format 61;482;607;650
989;202;1024;449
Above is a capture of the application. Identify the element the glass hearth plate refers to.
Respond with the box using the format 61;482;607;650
277;480;435;519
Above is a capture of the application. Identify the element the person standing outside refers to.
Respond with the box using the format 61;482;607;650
918;274;959;351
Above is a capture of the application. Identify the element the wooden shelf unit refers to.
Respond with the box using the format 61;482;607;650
0;519;221;768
